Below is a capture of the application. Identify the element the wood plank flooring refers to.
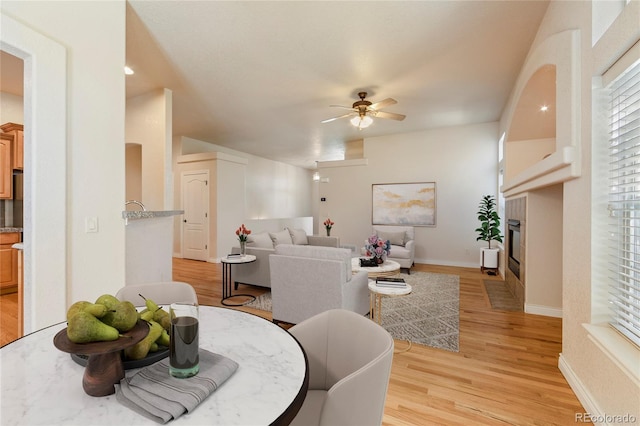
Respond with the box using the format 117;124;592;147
0;259;587;425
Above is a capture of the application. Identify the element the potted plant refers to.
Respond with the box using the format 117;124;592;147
475;195;503;272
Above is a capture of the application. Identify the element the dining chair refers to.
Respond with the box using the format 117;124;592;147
288;309;394;426
115;281;198;307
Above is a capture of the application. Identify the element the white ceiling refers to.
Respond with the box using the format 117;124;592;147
1;1;551;170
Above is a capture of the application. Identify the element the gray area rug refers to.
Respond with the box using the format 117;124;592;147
483;280;522;311
246;271;460;352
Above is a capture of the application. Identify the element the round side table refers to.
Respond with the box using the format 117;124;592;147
220;255;257;306
368;279;413;353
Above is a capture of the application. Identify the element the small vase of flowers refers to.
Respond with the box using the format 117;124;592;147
323;218;334;236
364;234;391;264
235;224;251;255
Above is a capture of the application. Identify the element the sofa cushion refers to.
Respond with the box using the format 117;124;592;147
270;229;293;246
275;244;352;277
248;232;274;249
377;230;406;247
288;228;309;245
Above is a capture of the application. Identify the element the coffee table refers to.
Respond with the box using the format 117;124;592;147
351;258;400;278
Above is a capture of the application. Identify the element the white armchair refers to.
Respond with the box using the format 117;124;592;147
269;244;369;325
370;225;415;274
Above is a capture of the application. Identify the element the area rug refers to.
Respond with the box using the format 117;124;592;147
483;280;522;311
246;271;460;352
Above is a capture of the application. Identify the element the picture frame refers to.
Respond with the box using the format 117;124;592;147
372;182;436;226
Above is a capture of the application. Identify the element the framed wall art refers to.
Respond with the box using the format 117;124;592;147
372;182;436;226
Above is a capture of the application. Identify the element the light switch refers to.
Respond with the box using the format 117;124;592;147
85;216;99;233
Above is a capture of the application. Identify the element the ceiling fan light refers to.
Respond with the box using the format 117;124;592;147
350;115;373;129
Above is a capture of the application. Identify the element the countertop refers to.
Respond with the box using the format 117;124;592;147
122;210;184;221
0;227;23;233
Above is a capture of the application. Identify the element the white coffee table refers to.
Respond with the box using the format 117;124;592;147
351;258;401;278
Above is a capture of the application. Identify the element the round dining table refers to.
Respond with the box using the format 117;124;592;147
0;306;308;425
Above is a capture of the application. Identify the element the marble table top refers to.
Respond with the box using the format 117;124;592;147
0;306;308;425
351;258;401;277
368;279;412;296
220;254;257;264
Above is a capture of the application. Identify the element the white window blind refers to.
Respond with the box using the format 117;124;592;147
609;58;640;347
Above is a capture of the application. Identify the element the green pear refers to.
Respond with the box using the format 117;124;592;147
66;301;108;321
124;320;163;360
156;329;170;347
153;308;171;331
139;310;154;322
101;301;138;332
67;311;119;343
95;294;120;311
140;294;160;313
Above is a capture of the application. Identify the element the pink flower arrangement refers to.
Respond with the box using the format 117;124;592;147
365;234;391;260
323;218;334;231
235;224;251;242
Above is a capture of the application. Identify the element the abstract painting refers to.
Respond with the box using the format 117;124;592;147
372;182;436;226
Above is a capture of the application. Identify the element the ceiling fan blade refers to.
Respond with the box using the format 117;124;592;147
321;113;354;124
369;98;397;111
329;105;356;111
374;111;406;121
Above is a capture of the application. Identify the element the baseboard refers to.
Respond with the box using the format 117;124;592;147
558;354;604;424
416;258;480;269
525;303;562;318
173;252;182;258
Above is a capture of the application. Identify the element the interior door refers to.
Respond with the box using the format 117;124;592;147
181;170;209;261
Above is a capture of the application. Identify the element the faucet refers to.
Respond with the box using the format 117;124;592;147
125;200;146;211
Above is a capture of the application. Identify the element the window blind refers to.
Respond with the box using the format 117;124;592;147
608;58;640;347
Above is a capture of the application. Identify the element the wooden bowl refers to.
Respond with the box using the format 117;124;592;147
53;320;149;397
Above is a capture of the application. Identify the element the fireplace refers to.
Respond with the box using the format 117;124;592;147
508;219;521;279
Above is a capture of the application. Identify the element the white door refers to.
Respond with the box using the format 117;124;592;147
181;170;209;261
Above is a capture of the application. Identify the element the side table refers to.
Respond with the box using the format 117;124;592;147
368;279;413;353
220;255;257;306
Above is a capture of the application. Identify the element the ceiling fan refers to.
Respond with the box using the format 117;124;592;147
321;91;406;129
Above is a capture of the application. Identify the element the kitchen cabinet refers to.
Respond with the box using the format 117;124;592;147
0;134;12;199
0;123;24;170
0;232;19;294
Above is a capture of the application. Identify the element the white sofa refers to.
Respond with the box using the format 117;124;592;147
231;228;339;289
269;244;370;325
366;225;416;274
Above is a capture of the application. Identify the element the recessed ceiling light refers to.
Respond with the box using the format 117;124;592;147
540;105;548;112
124;66;134;75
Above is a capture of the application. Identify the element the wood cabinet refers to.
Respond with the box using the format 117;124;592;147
0;232;20;294
0;123;24;170
0;134;12;199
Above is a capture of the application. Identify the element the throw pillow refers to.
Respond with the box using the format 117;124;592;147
247;232;274;249
378;230;406;247
269;229;293;246
288;228;309;245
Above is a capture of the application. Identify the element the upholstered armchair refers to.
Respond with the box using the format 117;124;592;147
288;309;394;426
269;244;369;324
369;225;415;274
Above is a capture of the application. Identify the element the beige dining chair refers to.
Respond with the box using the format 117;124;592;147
288;309;394;426
115;281;198;307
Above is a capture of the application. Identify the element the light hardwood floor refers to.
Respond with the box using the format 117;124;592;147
0;259;587;425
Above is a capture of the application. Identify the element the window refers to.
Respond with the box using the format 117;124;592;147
608;58;640;347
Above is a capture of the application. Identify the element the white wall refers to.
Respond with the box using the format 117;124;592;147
317;122;499;267
0;92;23;123
499;0;640;418
1;1;126;328
126;89;172;211
180;136;312;219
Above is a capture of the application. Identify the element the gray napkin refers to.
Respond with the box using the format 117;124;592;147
115;350;239;424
